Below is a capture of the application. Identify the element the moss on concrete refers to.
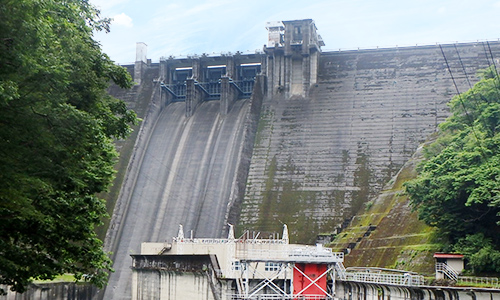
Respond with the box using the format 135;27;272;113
351;152;373;216
329;144;443;276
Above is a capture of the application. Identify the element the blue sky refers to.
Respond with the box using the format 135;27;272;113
89;0;500;64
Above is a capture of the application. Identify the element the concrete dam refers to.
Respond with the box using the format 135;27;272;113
103;19;500;299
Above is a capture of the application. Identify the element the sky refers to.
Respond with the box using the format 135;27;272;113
89;0;500;65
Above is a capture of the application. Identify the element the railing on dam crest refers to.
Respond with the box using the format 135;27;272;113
161;78;256;101
342;267;424;287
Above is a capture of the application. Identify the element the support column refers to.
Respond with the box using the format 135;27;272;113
192;58;201;80
302;53;311;97
226;56;236;79
220;77;238;115
131;269;138;300
134;42;147;85
185;78;197;117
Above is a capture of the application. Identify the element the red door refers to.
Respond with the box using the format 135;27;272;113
293;263;327;296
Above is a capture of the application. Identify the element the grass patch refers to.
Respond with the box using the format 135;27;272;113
32;274;79;284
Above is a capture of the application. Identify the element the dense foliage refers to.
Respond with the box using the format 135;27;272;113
405;67;500;274
0;0;137;293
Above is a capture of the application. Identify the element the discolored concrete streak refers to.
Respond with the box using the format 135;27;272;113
103;99;252;300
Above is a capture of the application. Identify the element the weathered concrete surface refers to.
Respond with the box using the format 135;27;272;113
330;142;439;274
336;280;500;300
102;41;500;299
0;283;98;300
98;64;159;238
131;255;227;300
240;42;500;243
133;271;218;300
102;76;265;299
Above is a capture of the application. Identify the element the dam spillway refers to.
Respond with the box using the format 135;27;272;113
103;95;263;298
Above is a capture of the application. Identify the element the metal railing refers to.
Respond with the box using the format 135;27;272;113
199;81;221;99
458;276;499;287
344;271;424;286
231;79;255;97
161;78;256;101
160;82;187;100
174;237;234;244
237;246;344;263
436;262;458;281
173;238;287;244
228;295;331;300
334;261;347;280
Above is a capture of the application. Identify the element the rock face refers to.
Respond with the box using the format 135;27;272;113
239;42;500;243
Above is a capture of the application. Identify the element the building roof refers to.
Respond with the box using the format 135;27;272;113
433;253;464;259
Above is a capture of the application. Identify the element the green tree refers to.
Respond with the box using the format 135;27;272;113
405;67;500;274
453;233;500;274
0;0;137;293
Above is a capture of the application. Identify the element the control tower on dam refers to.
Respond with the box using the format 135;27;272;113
103;19;500;299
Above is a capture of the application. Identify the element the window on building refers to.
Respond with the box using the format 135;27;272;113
265;262;280;272
232;261;241;271
293;26;302;42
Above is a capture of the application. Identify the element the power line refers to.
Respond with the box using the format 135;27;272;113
485;41;500;103
454;44;483;113
454;44;473;90
439;44;482;146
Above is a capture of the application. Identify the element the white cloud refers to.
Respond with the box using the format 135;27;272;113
112;13;133;28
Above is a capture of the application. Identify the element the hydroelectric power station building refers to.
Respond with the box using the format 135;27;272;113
133;225;347;299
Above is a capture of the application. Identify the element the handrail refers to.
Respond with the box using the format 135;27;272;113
160;82;186;99
229;80;245;94
194;81;212;96
335;262;347;280
436;262;458;281
343;271;424;286
236;247;344;263
227;295;331;299
458;276;499;287
173;238;287;244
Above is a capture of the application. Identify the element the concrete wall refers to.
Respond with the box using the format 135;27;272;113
335;280;500;300
132;270;217;300
240;41;500;243
0;283;98;300
130;255;228;300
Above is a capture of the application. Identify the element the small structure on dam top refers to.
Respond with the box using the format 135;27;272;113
434;253;464;282
131;225;425;300
264;19;324;98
